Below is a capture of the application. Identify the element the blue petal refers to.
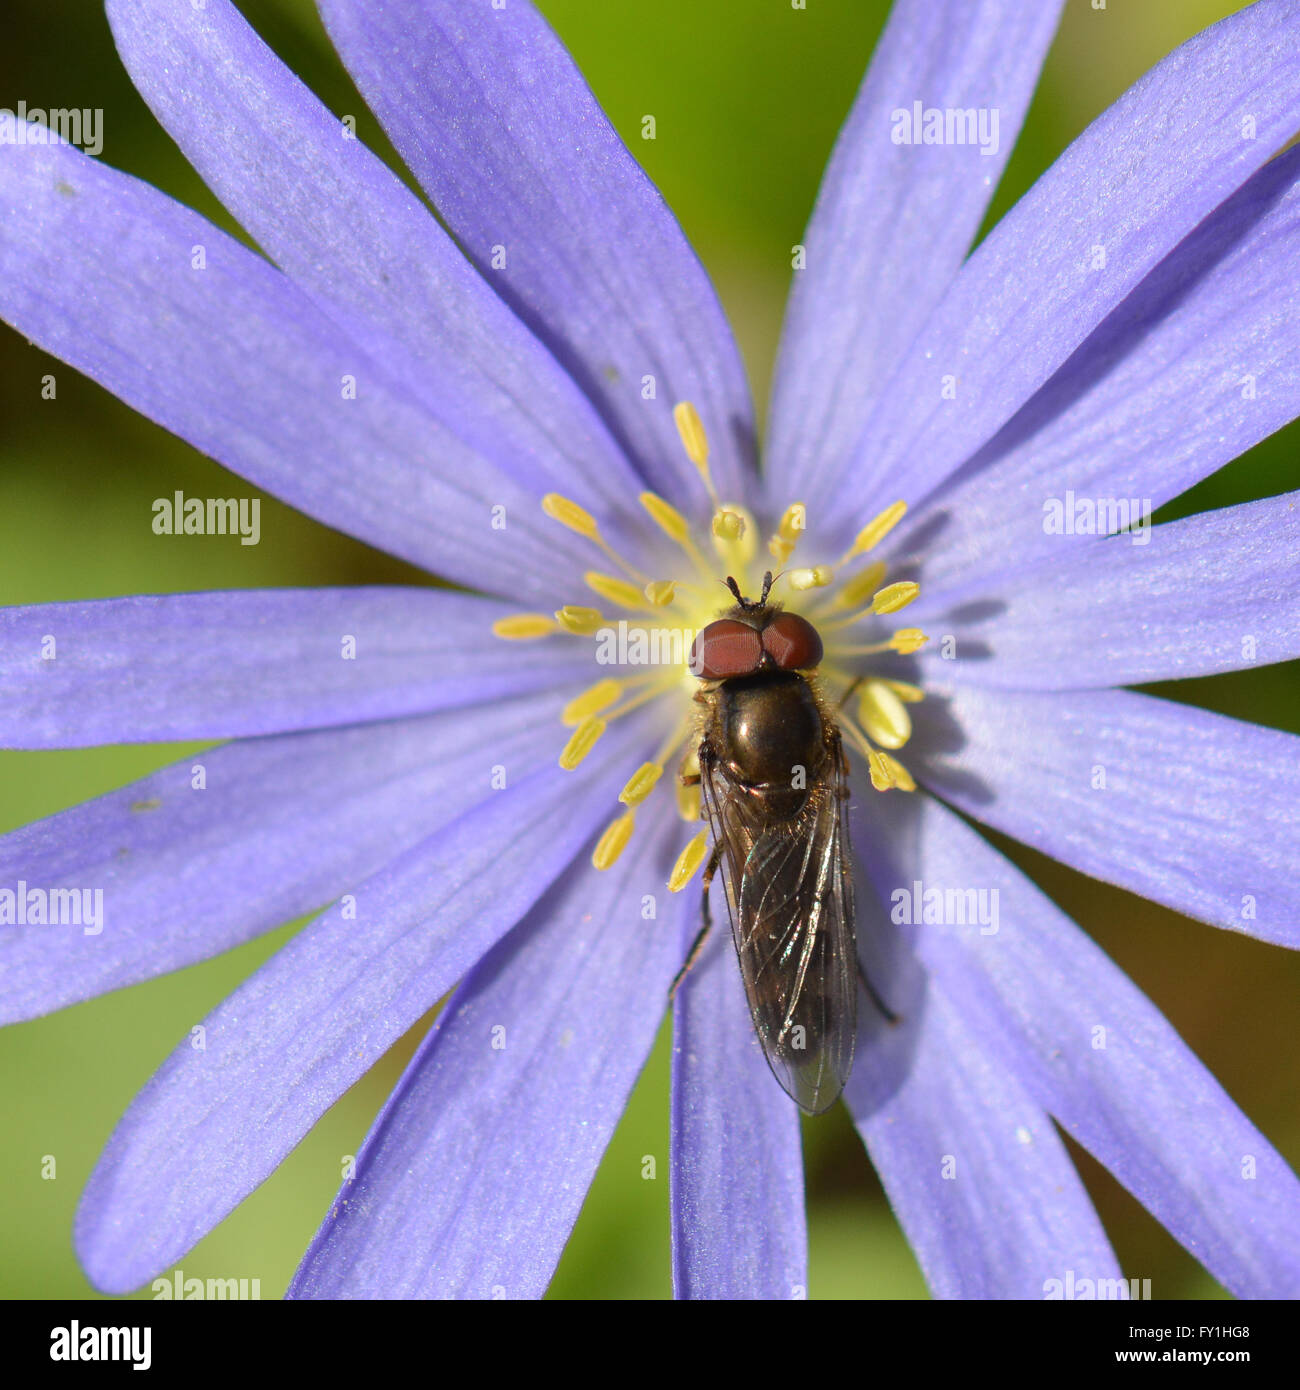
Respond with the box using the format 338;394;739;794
0;691;576;1024
0;588;586;747
912;686;1300;947
0;135;590;596
670;904;807;1300
290;802;682;1299
766;0;1063;512
858;789;1300;1297
892;143;1300;592
317;0;756;507
845;963;1120;1299
909;488;1300;689
73;715;653;1293
821;0;1300;542
106;0;642;515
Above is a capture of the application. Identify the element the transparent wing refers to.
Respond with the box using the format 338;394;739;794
700;742;857;1114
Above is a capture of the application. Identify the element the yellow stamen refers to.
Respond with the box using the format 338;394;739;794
843;500;907;562
639;490;690;543
592;811;636;870
832;628;931;657
619;762;663;807
769;535;796;564
858;681;912;750
668;828;711;892
787;564;833;592
491;613;557;640
889;627;929;654
640;490;712;578
586;571;652;612
554;605;605;635
562;678;623;727
711;502;756;570
877;752;916;792
867;748;897;792
645;580;677;607
883;679;925;703
871;581;920;616
777;503;806;543
560;717;606;770
542;492;598;539
831;560;887;611
673;400;717;503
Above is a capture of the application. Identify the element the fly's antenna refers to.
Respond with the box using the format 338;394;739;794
759;570;775;605
724;575;746;607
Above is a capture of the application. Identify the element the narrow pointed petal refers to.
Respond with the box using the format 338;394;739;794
860;790;1300;1297
846;966;1120;1299
909;488;1300;690
0;136;589;597
893;143;1300;591
826;0;1300;535
317;0;756;507
74;721;648;1294
0;692;571;1024
912;686;1300;947
0;588;585;747
106;0;640;512
290;807;681;1299
671;916;806;1300
766;0;1063;508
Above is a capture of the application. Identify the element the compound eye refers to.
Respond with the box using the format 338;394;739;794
690;618;763;680
762;611;823;671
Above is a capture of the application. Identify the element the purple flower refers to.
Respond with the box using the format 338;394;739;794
2;0;1299;1300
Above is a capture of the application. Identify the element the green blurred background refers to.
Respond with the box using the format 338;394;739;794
1;0;1297;1300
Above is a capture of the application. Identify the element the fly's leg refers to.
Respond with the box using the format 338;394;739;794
669;840;722;1000
857;959;900;1026
837;674;866;710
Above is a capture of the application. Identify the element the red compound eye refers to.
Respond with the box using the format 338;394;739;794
691;618;763;680
761;611;824;671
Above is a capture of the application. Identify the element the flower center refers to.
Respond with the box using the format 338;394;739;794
492;401;930;890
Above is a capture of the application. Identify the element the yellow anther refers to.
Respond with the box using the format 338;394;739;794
639;490;691;543
877;752;916;792
676;778;700;823
668;828;711;892
585;572;648;611
833;560;887;610
554;605;605;635
867;748;897;792
592;811;637;870
712;502;756;569
858;681;913;750
619;762;663;807
883;679;925;703
889;627;929;654
788;564;833;592
559;716;606;770
673;400;710;473
847;500;907;559
562;678;623;727
542;492;599;539
777;503;807;542
871;581;920;615
645;580;677;607
769;535;796;563
491;613;557;640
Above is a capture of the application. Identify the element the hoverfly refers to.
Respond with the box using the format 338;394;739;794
681;570;871;1115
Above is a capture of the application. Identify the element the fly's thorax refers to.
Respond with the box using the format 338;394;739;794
707;671;827;790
